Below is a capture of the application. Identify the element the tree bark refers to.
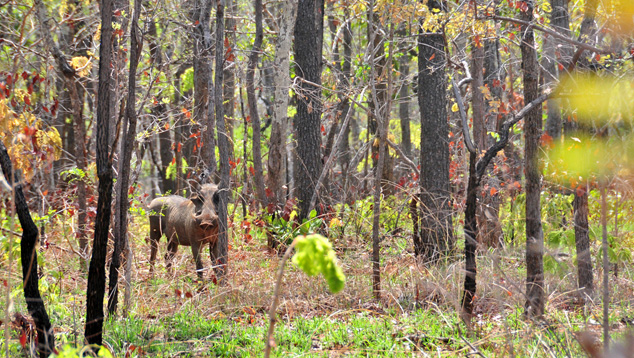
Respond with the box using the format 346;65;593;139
85;0;114;345
293;0;325;219
397;25;412;161
573;187;594;297
192;0;215;175
268;0;298;212
417;28;453;261
520;0;545;318
246;0;267;209
0;140;55;357
108;0;142;316
213;0;230;280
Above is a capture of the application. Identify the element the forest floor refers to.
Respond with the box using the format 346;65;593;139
2;199;634;357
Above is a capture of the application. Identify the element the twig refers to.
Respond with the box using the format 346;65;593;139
460;333;488;358
386;139;419;177
487;15;609;54
264;238;298;358
0;227;21;237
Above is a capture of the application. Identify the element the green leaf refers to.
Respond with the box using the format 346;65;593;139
292;234;345;293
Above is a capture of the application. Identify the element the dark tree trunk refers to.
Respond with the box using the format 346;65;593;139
0;141;55;357
293;0;325;219
156;104;176;194
573;188;594;296
192;0;215;175
108;0;142;316
417;30;453;261
461;150;477;319
520;0;545;318
213;0;230;280
246;0;267;209
85;0;114;344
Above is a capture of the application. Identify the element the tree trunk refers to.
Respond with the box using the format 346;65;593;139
573;187;594;297
461;151;478;320
293;0;325;219
417;29;453;261
108;0;142;316
397;25;412;161
223;0;236;154
213;0;230;280
520;0;545;318
268;0;298;213
0;140;55;357
337;10;353;172
85;0;114;344
192;0;215;175
246;0;267;209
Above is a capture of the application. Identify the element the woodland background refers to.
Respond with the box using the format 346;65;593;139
1;0;634;356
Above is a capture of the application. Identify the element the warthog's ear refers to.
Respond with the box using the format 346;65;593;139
191;195;204;214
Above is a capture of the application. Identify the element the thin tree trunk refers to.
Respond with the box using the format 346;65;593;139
213;0;230;280
85;0;114;344
293;0;325;219
397;25;412;161
0;141;55;357
520;0;545;318
192;0;215;175
224;0;236;154
337;10;353;171
600;182;610;353
573;187;594;297
246;0;267;209
108;0;142;316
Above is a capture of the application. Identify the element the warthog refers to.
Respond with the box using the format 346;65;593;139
148;184;220;278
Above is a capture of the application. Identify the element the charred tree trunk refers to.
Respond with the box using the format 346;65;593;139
108;0;142;316
293;0;325;219
213;0;230;280
0;140;55;357
85;0;114;344
417;29;453;261
520;0;545;318
246;0;267;209
461;150;477;319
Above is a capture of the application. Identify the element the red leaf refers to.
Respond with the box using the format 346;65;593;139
174;288;182;298
19;332;27;348
429;53;435;60
24;96;31;105
185;291;193;298
177;142;182;153
42;106;49;113
490;187;498;196
114;9;121;16
171;157;176;165
249;166;255;176
164;122;170;130
11;98;17;107
21;71;28;80
27;84;33;95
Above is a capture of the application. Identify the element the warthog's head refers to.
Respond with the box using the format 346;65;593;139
191;184;220;240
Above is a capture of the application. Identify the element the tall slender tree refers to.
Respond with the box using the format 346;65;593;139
417;0;454;260
85;0;114;344
293;0;325;219
520;0;545;318
246;0;267;209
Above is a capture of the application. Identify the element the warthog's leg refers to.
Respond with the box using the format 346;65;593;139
191;242;204;280
165;240;178;275
149;215;162;276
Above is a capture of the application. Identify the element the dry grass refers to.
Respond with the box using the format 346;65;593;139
2;202;634;357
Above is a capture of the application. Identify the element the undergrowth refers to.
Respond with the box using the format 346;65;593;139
1;193;633;357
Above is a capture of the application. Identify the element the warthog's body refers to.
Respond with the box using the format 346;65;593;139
148;184;220;278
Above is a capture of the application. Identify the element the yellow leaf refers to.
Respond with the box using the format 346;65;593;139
451;103;459;113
